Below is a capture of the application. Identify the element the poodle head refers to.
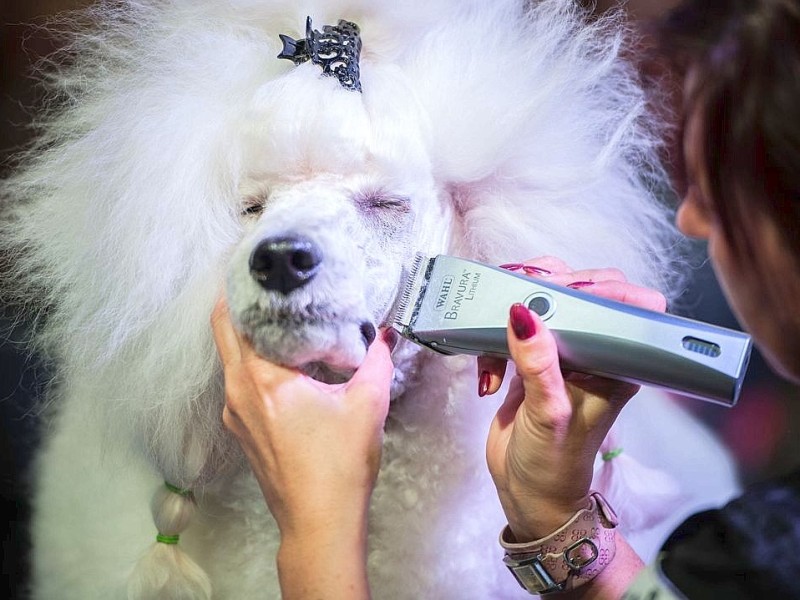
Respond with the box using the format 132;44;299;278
225;66;451;379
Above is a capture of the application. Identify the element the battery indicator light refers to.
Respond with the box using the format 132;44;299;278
682;336;721;357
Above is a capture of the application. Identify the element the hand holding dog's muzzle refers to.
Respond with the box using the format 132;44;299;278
211;297;396;536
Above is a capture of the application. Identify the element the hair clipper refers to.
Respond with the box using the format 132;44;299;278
390;254;752;406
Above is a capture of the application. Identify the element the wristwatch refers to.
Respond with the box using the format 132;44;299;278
499;491;618;595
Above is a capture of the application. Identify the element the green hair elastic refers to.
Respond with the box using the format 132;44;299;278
602;447;624;462
164;481;193;497
156;533;180;545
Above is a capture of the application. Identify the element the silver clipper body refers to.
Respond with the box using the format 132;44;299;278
392;254;752;406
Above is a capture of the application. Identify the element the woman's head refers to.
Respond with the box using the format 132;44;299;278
659;0;800;258
657;0;800;381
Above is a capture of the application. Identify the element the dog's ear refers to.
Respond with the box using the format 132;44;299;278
409;3;686;298
444;169;684;303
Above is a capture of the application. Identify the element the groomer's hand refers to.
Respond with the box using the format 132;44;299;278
211;298;396;538
480;257;666;541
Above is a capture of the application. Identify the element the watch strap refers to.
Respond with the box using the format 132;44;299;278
500;491;618;594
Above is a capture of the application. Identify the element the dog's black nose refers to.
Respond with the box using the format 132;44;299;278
249;235;322;294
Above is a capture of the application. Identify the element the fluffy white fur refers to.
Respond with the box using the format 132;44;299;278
2;0;740;598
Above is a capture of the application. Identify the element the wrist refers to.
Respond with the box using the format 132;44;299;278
500;491;619;595
500;491;591;542
278;523;368;565
265;474;374;537
278;496;370;543
277;522;370;600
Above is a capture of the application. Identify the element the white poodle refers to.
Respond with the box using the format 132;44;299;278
2;0;740;598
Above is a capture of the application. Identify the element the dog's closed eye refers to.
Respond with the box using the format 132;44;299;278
241;196;266;217
356;191;411;214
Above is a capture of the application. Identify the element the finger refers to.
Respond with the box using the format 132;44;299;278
211;296;280;370
210;296;243;366
506;303;568;419
493;375;525;429
477;356;508;397
545;267;628;287
211;298;302;385
564;280;667;312
500;256;573;277
563;370;640;405
345;330;396;401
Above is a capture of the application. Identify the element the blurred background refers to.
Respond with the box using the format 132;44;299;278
2;3;94;597
2;1;799;598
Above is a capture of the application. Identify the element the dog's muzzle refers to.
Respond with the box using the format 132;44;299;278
249;235;322;294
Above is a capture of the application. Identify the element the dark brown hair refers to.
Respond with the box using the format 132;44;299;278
656;0;800;261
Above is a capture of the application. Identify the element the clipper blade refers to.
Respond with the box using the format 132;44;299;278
390;253;433;329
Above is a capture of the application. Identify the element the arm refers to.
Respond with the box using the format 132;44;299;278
482;259;666;598
211;299;396;600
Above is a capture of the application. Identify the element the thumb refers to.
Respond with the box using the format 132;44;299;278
507;303;566;409
346;328;396;396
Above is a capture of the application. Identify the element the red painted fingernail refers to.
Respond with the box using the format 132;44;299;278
522;265;551;276
510;303;537;340
567;281;595;289
478;371;491;397
499;263;524;271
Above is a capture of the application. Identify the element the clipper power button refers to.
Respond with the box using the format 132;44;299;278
525;293;555;320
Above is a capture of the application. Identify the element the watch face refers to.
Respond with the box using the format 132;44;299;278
503;554;563;594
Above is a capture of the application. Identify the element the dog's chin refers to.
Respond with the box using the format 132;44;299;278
243;319;376;383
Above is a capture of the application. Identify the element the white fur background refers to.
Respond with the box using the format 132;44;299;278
1;0;739;598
